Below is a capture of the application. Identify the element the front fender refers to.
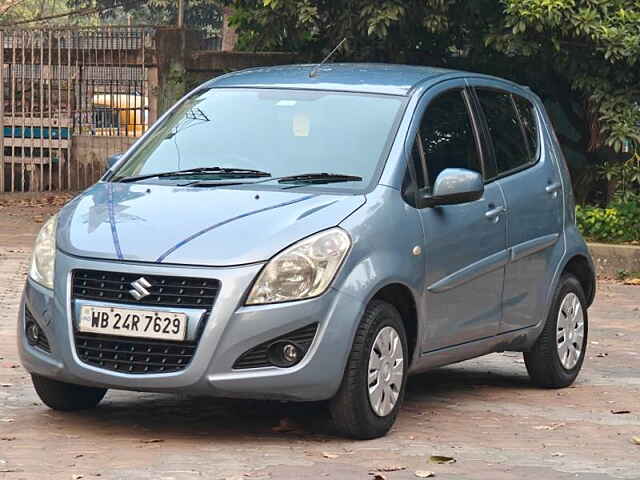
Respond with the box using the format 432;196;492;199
332;185;425;362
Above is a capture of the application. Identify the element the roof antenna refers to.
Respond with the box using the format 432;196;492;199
309;38;347;78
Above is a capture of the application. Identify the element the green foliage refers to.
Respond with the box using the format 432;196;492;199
598;155;640;202
225;0;640;162
1;0;91;25
63;0;223;32
576;154;639;242
576;199;640;243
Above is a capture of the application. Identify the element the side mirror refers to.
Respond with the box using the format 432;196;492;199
421;168;484;207
106;153;123;171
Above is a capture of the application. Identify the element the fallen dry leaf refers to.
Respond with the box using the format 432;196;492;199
376;465;406;472
368;474;387;480
611;410;631;415
623;278;640;285
271;417;304;433
322;452;339;459
140;439;164;444
533;422;565;431
415;472;435;478
429;455;456;464
632;436;640;445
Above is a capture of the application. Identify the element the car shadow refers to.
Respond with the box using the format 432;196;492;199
406;361;533;397
54;358;534;441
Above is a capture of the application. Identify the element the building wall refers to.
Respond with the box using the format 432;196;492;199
71;135;137;189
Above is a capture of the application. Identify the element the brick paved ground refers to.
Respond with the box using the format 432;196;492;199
0;199;639;480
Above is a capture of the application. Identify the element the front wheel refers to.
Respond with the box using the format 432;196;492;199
329;300;408;439
32;374;107;411
524;274;588;388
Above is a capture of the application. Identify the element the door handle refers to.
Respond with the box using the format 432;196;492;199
545;182;562;194
485;205;506;220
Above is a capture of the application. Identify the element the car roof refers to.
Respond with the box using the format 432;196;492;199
207;63;491;96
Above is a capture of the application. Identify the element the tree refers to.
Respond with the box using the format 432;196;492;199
0;0;95;25
227;0;640;199
64;0;223;35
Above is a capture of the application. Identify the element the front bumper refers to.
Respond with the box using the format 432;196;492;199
18;250;365;401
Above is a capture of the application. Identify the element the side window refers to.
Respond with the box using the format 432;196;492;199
513;95;539;161
476;89;530;175
418;89;482;189
402;137;427;206
409;137;427;191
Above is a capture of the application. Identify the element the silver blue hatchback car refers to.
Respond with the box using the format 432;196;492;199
19;64;596;439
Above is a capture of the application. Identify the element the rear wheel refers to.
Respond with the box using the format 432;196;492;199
524;274;588;388
32;374;107;411
329;300;408;439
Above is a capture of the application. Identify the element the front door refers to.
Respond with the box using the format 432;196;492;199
408;84;508;353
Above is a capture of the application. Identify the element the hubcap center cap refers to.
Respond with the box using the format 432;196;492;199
381;361;392;382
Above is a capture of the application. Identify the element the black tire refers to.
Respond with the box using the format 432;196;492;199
32;374;107;411
329;300;408;439
524;274;588;388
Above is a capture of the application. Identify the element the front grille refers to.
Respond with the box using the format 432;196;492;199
72;269;219;374
25;307;51;353
75;333;197;374
233;323;319;369
72;269;220;310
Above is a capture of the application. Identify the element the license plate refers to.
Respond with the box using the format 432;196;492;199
79;306;188;341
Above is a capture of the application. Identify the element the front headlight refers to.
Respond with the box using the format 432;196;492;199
246;228;351;305
29;214;58;289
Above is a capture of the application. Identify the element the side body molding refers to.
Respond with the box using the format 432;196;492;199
427;233;560;294
427;249;510;293
510;233;560;263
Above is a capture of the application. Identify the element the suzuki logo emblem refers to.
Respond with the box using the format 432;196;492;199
129;277;151;300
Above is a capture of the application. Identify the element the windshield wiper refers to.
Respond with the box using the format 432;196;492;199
185;172;364;188
113;167;271;183
276;173;363;185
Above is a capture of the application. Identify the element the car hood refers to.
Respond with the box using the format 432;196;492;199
58;182;365;266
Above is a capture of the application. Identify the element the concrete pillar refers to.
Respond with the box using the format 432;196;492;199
150;27;201;117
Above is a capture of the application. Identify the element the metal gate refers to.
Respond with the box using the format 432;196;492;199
1;27;154;192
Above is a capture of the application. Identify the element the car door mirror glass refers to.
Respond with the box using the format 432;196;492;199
422;168;483;207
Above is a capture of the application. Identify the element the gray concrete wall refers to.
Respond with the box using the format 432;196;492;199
70;135;137;189
150;28;297;118
588;242;640;278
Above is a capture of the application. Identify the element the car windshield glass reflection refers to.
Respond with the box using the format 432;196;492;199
111;88;404;190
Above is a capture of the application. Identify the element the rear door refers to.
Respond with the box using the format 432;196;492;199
471;83;564;333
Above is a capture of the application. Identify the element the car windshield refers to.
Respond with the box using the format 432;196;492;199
111;88;405;190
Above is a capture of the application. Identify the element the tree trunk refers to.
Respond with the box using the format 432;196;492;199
221;7;237;52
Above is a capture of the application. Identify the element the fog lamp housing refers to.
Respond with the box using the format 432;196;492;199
268;341;302;367
26;321;42;345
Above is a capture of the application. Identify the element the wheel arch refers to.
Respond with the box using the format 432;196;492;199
369;283;419;365
562;254;596;307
